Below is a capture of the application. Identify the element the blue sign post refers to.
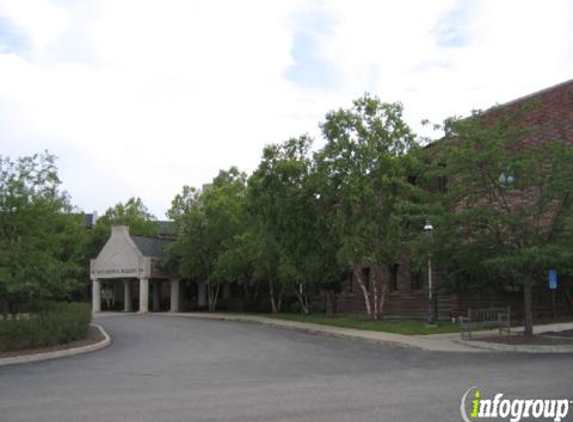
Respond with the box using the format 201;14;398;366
549;270;558;290
549;270;558;319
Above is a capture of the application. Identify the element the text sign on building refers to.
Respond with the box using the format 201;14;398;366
92;268;139;276
548;269;558;290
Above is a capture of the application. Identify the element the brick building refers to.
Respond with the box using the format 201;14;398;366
334;79;573;320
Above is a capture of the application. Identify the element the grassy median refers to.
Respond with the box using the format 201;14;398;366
263;313;460;335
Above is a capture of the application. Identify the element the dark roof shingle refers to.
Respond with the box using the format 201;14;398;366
130;235;172;258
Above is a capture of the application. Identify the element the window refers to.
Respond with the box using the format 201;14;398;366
389;264;399;292
410;265;423;291
361;267;371;292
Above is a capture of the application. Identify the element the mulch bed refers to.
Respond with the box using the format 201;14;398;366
0;325;105;358
471;334;573;346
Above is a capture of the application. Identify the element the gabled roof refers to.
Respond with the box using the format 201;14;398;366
494;78;573;111
130;235;172;258
424;78;573;150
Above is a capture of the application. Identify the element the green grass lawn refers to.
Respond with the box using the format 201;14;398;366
262;313;460;335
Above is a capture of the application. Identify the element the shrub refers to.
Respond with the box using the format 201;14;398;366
0;302;92;352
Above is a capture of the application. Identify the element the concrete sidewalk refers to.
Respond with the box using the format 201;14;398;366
427;320;573;339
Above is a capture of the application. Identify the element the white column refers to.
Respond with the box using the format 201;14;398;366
198;281;207;307
139;278;149;314
153;280;161;312
92;279;101;313
124;280;132;312
170;279;180;312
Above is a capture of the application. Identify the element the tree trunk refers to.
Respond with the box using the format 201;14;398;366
208;282;220;312
374;279;387;320
372;278;380;320
269;277;278;313
8;300;18;318
295;284;309;315
354;268;373;318
326;290;339;315
523;277;533;336
241;283;250;311
564;288;573;313
276;285;285;313
253;280;260;303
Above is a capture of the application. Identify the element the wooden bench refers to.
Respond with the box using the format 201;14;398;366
459;307;511;339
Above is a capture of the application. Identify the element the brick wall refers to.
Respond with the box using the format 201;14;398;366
493;79;573;149
335;79;573;319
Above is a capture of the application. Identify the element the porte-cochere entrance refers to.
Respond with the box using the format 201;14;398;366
90;226;209;313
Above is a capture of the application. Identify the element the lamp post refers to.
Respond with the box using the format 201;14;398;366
424;221;436;325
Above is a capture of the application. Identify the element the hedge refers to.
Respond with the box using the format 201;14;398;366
0;302;92;352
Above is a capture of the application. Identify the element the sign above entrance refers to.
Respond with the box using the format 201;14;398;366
92;268;140;276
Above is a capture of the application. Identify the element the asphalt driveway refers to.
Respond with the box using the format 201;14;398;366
1;315;571;422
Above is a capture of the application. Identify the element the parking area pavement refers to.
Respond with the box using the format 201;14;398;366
1;314;572;422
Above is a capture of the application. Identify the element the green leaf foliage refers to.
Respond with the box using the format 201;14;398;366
89;197;159;252
0;152;86;312
429;104;573;334
432;106;573;287
315;95;420;273
167;168;248;310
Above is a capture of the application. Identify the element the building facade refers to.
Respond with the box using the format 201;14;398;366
91;80;573;319
334;79;573;320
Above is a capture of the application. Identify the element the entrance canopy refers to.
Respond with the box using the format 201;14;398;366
90;226;178;313
90;226;172;280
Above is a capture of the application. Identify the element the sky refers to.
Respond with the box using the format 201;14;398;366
0;0;572;219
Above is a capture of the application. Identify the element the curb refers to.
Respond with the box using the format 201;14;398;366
222;315;415;349
158;312;413;348
157;312;484;352
456;339;573;354
158;313;573;354
0;324;111;367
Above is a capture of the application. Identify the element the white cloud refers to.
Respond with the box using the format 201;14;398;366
0;0;571;218
0;0;70;55
312;0;573;137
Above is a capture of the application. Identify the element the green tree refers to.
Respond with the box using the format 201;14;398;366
0;152;85;315
305;158;353;314
168;168;248;311
210;228;260;310
314;95;419;319
87;197;159;260
248;136;316;313
432;106;573;335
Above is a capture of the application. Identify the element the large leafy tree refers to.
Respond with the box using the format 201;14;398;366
168;168;248;311
305;157;353;314
432;106;573;335
247;136;316;313
0;152;85;314
87;197;159;260
314;95;419;319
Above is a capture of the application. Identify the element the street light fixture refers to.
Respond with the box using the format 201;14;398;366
424;221;436;325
